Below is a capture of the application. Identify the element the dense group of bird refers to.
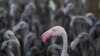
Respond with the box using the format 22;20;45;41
0;0;99;56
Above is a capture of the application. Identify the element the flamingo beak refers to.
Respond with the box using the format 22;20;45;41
70;38;80;50
42;30;53;44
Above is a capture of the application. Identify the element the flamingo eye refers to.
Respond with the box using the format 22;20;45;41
52;29;56;31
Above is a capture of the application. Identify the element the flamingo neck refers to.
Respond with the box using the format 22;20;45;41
61;31;68;56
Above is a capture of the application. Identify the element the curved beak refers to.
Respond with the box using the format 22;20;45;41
12;23;21;33
70;38;80;50
42;30;53;44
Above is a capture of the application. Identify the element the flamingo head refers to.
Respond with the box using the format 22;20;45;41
42;26;65;44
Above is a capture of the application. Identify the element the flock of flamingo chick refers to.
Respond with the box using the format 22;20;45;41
0;0;99;56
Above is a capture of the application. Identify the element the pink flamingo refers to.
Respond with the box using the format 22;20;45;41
42;26;69;56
